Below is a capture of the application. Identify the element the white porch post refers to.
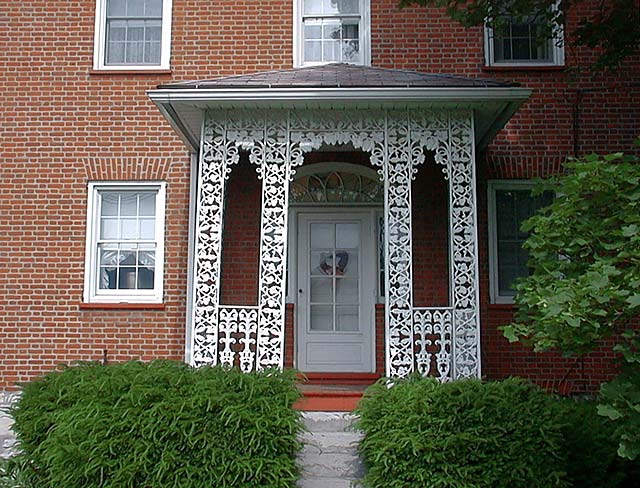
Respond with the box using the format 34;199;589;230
448;113;481;379
190;111;239;366
384;112;415;377
255;113;291;370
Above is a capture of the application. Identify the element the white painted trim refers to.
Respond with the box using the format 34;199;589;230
83;181;166;304
293;0;371;67
184;152;198;364
487;179;536;304
93;0;173;71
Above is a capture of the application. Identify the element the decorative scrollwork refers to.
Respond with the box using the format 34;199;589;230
191;107;480;380
414;308;453;380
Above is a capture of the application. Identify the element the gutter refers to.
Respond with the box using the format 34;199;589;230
148;86;531;106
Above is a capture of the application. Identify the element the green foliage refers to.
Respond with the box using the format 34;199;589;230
599;367;640;460
556;398;640;487
5;361;302;488
400;0;640;68
504;153;640;355
355;377;568;488
501;149;640;459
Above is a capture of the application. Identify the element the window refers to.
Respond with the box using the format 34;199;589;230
93;0;172;70
84;182;166;303
484;14;564;66
488;181;553;303
294;0;370;66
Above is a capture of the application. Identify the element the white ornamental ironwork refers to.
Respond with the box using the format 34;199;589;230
190;108;480;379
413;307;453;380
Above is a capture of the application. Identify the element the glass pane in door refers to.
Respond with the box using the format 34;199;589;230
308;221;361;332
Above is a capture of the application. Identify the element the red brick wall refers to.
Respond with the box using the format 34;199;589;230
0;0;637;388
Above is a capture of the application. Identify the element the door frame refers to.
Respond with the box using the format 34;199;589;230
288;207;380;372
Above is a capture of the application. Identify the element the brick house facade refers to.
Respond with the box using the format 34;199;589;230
0;0;638;391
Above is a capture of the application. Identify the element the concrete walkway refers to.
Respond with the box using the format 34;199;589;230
298;412;365;488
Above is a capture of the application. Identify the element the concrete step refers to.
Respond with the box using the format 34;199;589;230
298;412;365;487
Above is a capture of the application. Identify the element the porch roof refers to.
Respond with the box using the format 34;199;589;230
148;64;531;151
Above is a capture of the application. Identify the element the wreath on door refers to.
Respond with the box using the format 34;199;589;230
319;251;349;275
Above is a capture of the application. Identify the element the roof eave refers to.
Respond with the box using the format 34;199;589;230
148;86;532;152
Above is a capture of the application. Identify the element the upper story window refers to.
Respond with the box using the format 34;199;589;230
487;181;553;303
93;0;173;70
485;14;564;67
294;0;370;67
83;182;166;303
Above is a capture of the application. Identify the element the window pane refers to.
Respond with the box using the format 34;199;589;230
339;0;359;14
100;218;119;239
336;278;358;304
140;218;155;239
138;267;155;289
99;267;117;289
101;193;119;216
138;192;156;215
120;192;138;216
145;0;163;16
304;24;322;39
336;250;357;277
121;218;138;238
106;41;126;64
145;41;161;64
311;277;333;303
304;0;323;15
99;246;119;267
304;41;322;62
311;251;334;276
107;0;127;16
336;223;359;248
310;305;333;331
336;305;358;331
138;246;156;266
119;267;137;289
323;40;340;62
310;223;334;248
343;40;359;61
127;0;146;16
322;22;341;40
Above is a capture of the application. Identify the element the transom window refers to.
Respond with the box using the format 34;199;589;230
488;181;553;303
93;0;173;70
84;182;166;303
485;15;564;66
290;165;383;204
295;0;370;66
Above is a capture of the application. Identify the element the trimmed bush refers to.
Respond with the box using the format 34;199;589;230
7;361;302;488
356;377;568;488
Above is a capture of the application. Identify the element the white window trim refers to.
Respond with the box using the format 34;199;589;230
487;180;535;304
484;16;564;67
83;181;166;304
93;0;173;71
293;0;371;67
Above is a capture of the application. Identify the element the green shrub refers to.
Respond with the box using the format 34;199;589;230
7;360;302;488
355;377;568;488
557;398;640;488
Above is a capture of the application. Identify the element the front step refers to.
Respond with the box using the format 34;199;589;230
295;384;369;412
297;412;365;488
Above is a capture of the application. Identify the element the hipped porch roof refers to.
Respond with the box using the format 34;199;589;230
148;63;531;151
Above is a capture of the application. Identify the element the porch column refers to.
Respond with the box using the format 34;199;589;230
255;113;292;370
190;112;239;366
384;112;416;377
448;113;481;379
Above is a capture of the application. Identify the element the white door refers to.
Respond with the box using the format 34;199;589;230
296;212;376;372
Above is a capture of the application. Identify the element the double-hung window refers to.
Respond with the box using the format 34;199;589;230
487;181;553;303
295;0;370;66
84;182;166;303
485;13;564;66
93;0;173;70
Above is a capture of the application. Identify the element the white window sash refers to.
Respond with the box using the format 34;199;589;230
484;14;564;67
294;0;370;67
84;182;166;303
487;180;535;304
93;0;173;70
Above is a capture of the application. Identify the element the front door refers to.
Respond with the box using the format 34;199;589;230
296;212;376;372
